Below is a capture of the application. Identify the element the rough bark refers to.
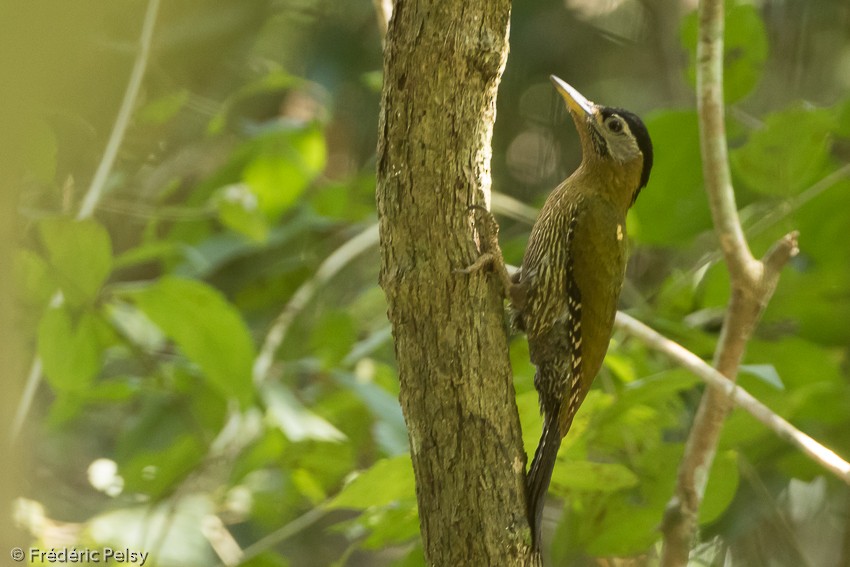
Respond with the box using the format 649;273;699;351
376;0;534;565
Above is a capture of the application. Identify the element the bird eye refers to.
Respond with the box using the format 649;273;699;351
606;117;624;133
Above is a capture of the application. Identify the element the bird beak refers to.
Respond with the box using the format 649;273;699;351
550;75;594;117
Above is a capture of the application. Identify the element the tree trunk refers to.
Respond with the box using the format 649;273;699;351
376;0;534;565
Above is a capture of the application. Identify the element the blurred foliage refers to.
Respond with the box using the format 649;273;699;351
5;0;850;566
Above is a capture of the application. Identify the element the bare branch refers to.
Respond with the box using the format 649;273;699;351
661;0;800;563
695;0;756;283
615;312;850;484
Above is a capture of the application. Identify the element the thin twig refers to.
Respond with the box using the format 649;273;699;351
615;312;850;484
253;223;380;384
77;0;161;220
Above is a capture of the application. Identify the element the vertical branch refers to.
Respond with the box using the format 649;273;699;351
695;0;756;282
660;0;799;564
376;0;533;564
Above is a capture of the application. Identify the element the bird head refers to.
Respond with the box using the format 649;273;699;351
550;75;653;205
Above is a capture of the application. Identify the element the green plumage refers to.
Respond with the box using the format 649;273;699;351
514;76;653;555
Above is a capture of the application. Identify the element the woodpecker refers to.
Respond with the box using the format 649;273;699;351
514;76;653;552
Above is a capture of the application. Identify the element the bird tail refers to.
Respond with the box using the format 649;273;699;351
526;408;562;555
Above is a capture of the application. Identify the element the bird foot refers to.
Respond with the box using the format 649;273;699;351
457;205;525;309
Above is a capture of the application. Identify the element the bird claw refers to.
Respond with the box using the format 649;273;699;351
455;251;499;275
458;205;521;304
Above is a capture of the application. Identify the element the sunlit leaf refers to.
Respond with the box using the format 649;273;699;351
699;450;739;524
88;493;217;565
39;217;112;306
392;546;426;567
112;241;183;271
329;455;415;510
292;468;327;504
311;310;357;368
242;125;326;220
38;306;101;391
125;276;255;406
360;505;420;549
14;249;54;308
739;364;784;390
580;499;661;557
550;460;639;494
731;105;833;196
263;382;346;443
621;369;701;408
119;435;206;498
215;182;270;242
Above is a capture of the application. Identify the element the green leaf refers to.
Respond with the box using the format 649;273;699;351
360;504;421;549
680;0;768;103
214;183;270;242
242;125;326;220
39;217;112;306
119;435;206;498
731;105;833;196
329;455;415;510
263;382;346;443
739;364;784;390
550;460;639;494
699;450;739;524
138;89;189;125
87;493;217;563
310;310;357;368
630;110;713;245
112;241;182;271
37;306;101;391
392;546;426;567
580;499;662;557
14;249;54;309
621;369;701;408
292;468;327;504
126;276;255;406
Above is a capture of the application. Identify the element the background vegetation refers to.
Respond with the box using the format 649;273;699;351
3;0;850;565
